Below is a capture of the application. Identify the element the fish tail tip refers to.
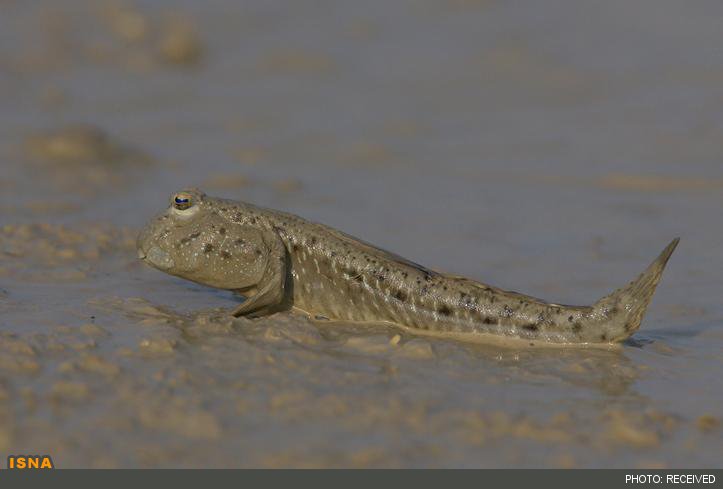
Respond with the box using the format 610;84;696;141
661;237;680;262
596;237;680;342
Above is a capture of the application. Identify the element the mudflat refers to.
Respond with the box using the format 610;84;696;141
0;0;721;468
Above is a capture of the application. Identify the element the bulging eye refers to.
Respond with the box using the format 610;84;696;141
173;193;193;211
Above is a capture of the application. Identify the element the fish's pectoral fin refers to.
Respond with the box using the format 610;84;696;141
230;229;288;318
231;280;280;317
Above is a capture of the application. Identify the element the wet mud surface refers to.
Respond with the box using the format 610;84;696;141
0;0;721;468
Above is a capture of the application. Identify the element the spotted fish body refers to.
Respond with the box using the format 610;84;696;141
137;189;678;344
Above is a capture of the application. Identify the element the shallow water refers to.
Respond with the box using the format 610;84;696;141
0;0;721;468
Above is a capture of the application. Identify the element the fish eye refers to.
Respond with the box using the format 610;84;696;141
172;193;193;211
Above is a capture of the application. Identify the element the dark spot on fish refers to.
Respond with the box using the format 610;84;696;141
292;244;300;251
437;305;452;316
235;239;244;246
179;232;201;244
394;290;407;302
203;243;214;253
568;315;574;322
219;227;226;235
522;324;538;331
310;237;317;245
572;322;583;332
624;322;633;331
483;317;496;325
220;251;231;259
502;305;514;317
255;248;262;256
600;333;607;341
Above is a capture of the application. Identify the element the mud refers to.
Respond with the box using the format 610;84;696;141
0;0;721;468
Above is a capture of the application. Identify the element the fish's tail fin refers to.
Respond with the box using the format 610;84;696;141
593;238;679;342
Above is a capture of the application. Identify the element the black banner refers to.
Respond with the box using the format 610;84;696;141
0;469;720;489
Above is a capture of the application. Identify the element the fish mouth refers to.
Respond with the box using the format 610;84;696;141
142;246;174;270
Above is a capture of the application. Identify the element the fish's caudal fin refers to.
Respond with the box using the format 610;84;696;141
593;238;679;342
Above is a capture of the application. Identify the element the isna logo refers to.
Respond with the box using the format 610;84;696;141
6;455;55;469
